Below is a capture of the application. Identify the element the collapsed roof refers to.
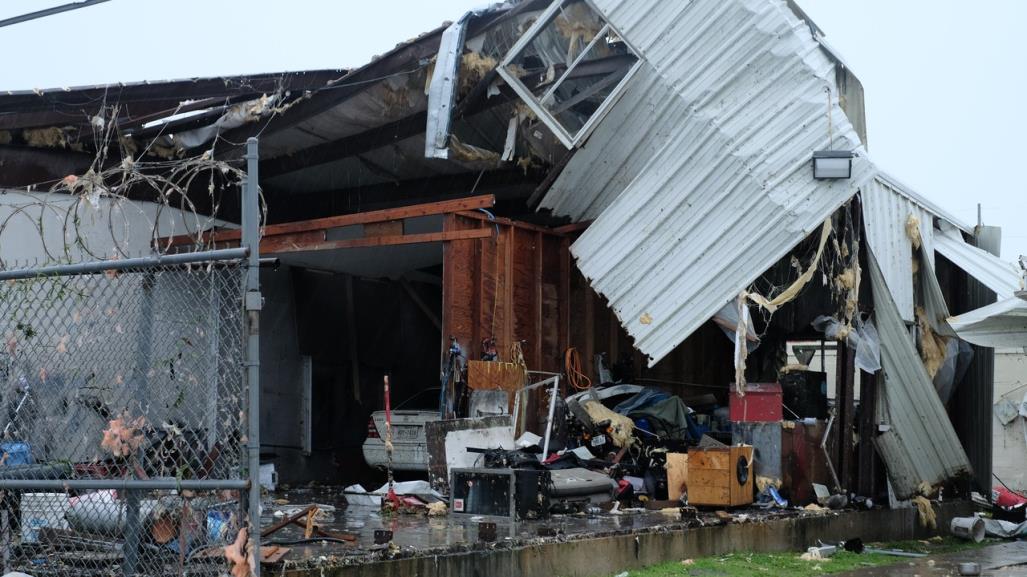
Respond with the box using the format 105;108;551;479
0;0;1019;497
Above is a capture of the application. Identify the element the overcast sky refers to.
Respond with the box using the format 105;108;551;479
2;0;1024;260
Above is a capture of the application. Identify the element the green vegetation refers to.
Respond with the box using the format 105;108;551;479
628;537;986;577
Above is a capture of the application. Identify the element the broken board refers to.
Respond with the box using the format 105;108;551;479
666;452;689;502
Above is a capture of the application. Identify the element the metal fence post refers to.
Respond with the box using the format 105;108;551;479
124;489;141;576
243;137;262;575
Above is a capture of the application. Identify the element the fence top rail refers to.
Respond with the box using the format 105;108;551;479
0;247;249;281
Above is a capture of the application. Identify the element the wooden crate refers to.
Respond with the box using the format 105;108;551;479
685;445;754;507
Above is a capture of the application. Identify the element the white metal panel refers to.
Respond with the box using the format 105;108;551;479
948;296;1027;348
541;63;687;220
557;0;875;365
874;171;973;234
425;14;471;159
935;231;1025;298
862;176;936;322
868;248;972;498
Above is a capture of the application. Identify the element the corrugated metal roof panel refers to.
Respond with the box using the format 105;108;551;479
935;231;1025;298
541;63;686;220
874;171;973;234
554;0;875;365
862;176;936;322
949;296;1027;348
868;248;972;498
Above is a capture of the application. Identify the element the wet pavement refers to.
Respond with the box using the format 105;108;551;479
261;485;805;569
835;541;1027;577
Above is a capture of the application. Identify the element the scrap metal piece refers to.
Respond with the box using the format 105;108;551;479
425;14;471;159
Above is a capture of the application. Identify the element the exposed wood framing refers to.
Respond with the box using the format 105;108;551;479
262;229;491;254
162;194;496;248
836;343;856;491
858;369;879;498
442;213;568;374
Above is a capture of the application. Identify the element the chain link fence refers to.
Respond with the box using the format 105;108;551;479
0;250;253;576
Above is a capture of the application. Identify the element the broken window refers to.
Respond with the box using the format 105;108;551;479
497;0;641;148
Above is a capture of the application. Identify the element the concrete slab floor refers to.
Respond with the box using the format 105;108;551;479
262;485;801;561
834;541;1027;577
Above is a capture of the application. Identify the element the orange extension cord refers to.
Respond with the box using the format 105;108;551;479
564;347;592;391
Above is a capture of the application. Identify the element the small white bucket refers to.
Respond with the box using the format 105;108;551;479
21;492;70;543
950;516;985;543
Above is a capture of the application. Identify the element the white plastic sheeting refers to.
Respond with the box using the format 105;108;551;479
554;0;875;365
868;247;972;498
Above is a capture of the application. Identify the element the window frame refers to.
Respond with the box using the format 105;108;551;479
496;0;644;148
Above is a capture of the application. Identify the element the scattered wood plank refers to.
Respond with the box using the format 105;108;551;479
260;505;316;539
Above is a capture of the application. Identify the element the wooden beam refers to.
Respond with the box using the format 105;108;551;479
163;194;495;247
454;210;560;235
263;228;492;254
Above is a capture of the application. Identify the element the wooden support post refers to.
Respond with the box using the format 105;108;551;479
583;287;595;383
836;342;856;492
558;238;571;358
857;369;878;498
534;231;544;370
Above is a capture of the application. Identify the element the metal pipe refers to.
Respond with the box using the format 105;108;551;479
541;376;560;459
0;248;248;281
0;479;249;490
243;137;263;577
123;490;140;577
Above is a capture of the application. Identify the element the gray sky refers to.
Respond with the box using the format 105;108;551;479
2;0;1024;260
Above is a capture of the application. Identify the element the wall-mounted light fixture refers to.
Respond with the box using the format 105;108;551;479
812;150;854;180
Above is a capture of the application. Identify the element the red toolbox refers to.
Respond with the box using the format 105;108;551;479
729;383;782;422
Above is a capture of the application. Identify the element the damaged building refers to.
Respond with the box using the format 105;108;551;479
0;0;1024;575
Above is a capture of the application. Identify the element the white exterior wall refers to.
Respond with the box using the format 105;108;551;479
0;190;229;263
993;347;1027;491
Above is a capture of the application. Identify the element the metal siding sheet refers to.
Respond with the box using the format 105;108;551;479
868;248;972;498
541;64;686;220
862;176;936;322
935;231;1024;298
874;172;973;234
552;0;875;365
949;297;1027;348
